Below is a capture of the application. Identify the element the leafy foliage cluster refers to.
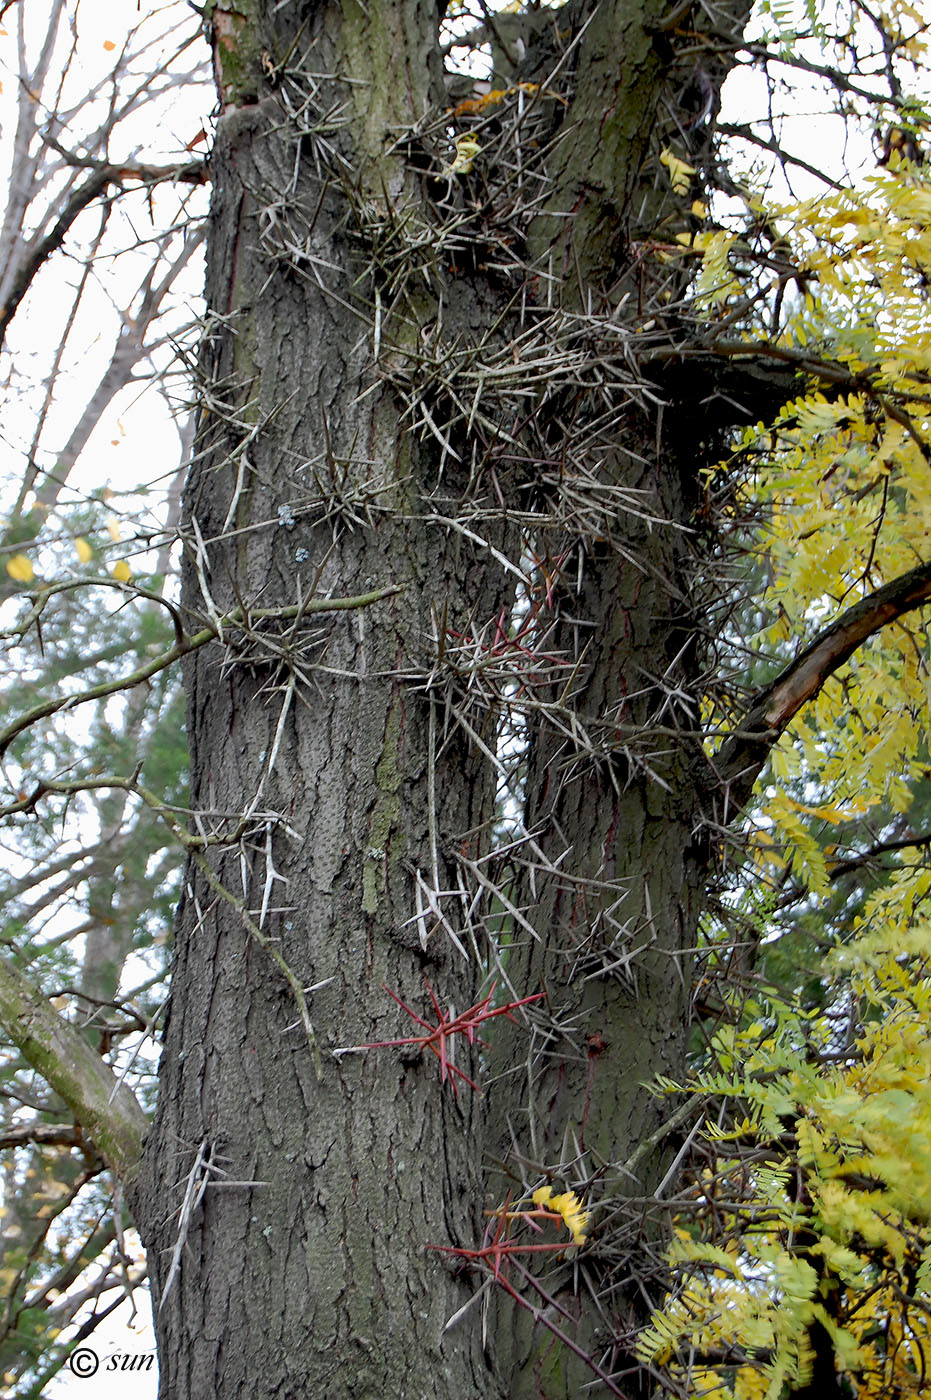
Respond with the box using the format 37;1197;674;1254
641;39;931;1396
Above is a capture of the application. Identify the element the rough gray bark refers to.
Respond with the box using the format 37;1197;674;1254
474;2;752;1391
131;4;510;1396
482;406;713;1395
129;1;754;1396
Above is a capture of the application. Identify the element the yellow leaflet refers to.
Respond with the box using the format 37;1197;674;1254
111;559;132;582
445;135;481;176
6;553;33;583
670;1237;741;1276
531;1185;589;1242
695;230;737;302
75;537;93;563
781;795;867;822
659;148;695;195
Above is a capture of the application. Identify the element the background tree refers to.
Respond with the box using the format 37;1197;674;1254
1;1;930;1398
0;3;208;1392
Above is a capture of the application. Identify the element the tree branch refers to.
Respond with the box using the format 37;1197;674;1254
715;122;844;190
717;559;931;801
706;337;931;404
0;954;148;1181
827;830;931;881
647;350;803;429
0;580;402;758
0;1121;83;1151
0;156;207;351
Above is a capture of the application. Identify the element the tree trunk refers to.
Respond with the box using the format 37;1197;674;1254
128;1;753;1395
476;2;750;1390
132;4;508;1396
484;410;712;1397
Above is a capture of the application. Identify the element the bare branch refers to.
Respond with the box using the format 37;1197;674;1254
0;1122;83;1151
827;830;931;881
0;157;206;352
0;581;403;758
